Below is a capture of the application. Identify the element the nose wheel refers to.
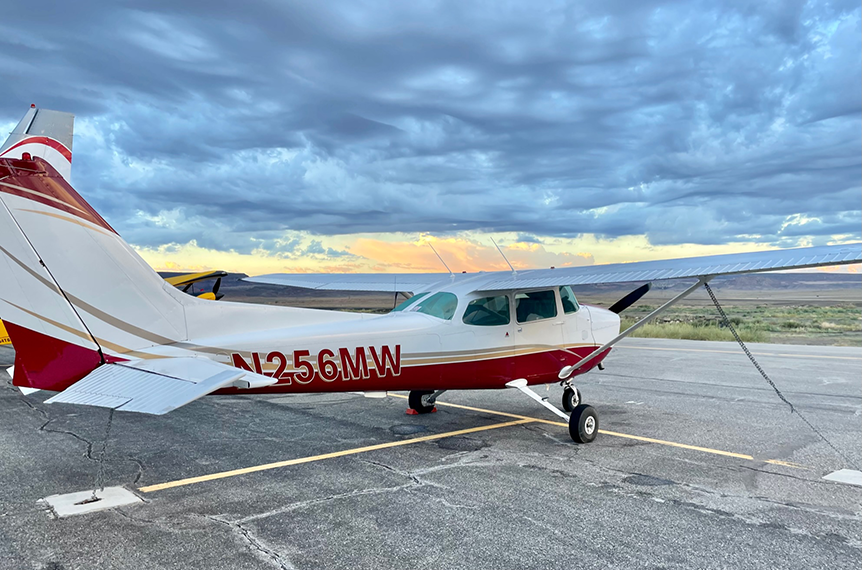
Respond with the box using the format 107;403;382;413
568;404;598;443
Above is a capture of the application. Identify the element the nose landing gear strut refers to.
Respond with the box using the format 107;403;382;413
505;379;598;443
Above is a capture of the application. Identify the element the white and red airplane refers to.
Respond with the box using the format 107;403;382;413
1;107;859;443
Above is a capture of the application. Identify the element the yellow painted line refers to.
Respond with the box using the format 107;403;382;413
764;459;811;470
618;345;862;361
389;394;808;468
597;429;753;460
138;418;535;493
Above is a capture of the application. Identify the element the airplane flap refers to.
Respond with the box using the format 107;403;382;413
45;358;277;414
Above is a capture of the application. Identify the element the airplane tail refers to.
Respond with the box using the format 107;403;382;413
0;105;74;180
0;110;196;392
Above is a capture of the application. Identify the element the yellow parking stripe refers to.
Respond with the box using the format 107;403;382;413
388;394;808;468
138;418;535;493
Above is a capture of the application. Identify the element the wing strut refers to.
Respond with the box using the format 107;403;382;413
560;277;711;379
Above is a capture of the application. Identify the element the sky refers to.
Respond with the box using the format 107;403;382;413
1;0;859;275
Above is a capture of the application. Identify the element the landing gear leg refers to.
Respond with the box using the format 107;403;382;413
408;390;447;414
561;381;581;413
505;379;599;444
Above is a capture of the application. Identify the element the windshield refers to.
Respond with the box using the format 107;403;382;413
411;292;458;320
391;292;428;312
559;286;579;314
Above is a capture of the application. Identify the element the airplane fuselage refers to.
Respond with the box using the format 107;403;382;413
199;290;620;394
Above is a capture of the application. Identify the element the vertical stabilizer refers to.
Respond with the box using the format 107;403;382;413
1;105;74;180
0;153;190;391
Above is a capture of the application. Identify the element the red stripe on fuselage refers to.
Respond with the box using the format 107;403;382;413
1;136;72;162
215;345;612;395
0;157;117;234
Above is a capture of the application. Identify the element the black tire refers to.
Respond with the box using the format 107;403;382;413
562;387;581;413
408;390;436;414
568;404;599;443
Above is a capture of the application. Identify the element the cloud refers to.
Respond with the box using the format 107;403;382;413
0;0;858;267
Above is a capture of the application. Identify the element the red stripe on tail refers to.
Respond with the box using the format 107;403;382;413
5;322;112;391
0;136;72;162
0;157;117;234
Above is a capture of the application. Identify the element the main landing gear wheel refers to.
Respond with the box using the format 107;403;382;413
562;387;581;413
408;390;436;414
568;404;599;444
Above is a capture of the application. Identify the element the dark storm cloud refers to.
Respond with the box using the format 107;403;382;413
1;0;859;253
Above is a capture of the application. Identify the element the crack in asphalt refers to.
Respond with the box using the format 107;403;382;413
238;481;421;525
201;514;296;570
16;389;147;491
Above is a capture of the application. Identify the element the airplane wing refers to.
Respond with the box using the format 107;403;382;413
44;357;277;415
245;243;861;293
474;243;861;291
244;272;455;293
0;319;10;345
163;270;228;288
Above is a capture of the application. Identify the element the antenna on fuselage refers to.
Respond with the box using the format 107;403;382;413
427;241;455;278
491;237;517;276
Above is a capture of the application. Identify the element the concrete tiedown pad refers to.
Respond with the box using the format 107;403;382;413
822;469;862;487
40;487;143;518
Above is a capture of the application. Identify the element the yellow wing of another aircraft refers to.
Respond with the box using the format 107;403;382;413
163;270;228;300
0;319;10;345
163;270;228;288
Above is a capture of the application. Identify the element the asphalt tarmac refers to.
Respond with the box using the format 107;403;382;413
1;338;860;570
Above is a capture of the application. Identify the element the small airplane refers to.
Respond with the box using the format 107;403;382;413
1;107;859;443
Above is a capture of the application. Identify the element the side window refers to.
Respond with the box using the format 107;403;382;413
559;286;579;314
462;295;511;326
412;292;458;320
391;292;428;312
515;290;558;323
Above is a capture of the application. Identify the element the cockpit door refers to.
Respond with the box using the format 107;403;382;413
447;293;515;388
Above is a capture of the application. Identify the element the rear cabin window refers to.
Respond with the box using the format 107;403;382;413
515;290;557;323
462;295;510;326
391;292;428;312
412;292;458;320
559;286;580;314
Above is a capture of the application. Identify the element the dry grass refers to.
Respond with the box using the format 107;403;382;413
620;318;768;342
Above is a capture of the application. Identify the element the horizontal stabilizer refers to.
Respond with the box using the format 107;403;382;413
45;357;277;414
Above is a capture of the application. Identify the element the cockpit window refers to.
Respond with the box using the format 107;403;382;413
515;290;557;322
391;292;428;312
412;292;458;320
559;286;579;314
462;295;510;326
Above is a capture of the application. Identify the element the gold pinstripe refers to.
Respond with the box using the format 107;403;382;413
17;208;116;237
0;181;90;215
